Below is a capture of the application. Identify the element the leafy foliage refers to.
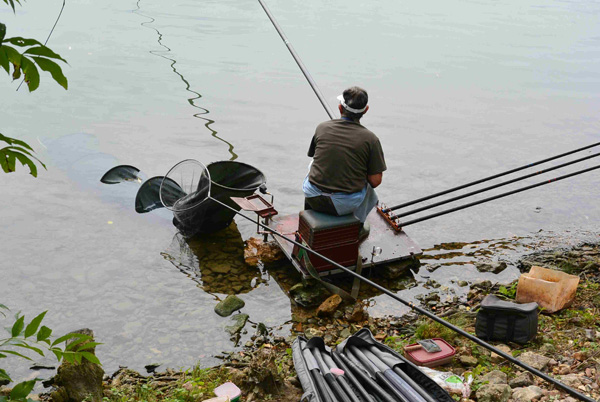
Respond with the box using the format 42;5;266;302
1;0;70;177
0;31;68;91
1;307;102;401
0;133;46;177
2;0;21;13
497;282;518;299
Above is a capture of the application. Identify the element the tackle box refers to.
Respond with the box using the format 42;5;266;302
403;338;456;367
475;295;539;344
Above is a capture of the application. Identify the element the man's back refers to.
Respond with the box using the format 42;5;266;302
308;119;386;194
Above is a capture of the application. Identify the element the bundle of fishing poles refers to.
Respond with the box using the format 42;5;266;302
381;142;600;228
298;336;445;402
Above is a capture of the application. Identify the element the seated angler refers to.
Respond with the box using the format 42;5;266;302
302;86;387;239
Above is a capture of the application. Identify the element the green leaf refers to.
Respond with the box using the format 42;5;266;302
4;37;42;48
62;352;74;364
37;326;52;342
51;332;89;347
80;352;101;365
0;22;6;44
20;56;39;92
2;149;38;177
75;342;101;352
0;349;32;360
73;352;82;364
50;348;62;361
24;311;47;338
14;343;44;357
1;44;20;78
0;133;34;150
10;379;36;400
0;46;9;74
24;45;67;63
31;56;67;90
0;353;6;358
11;316;25;337
0;368;11;382
65;336;92;351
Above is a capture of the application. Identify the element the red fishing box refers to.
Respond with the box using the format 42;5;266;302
403;338;456;367
293;210;360;272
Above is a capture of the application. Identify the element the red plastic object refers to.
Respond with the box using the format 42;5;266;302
403;338;456;367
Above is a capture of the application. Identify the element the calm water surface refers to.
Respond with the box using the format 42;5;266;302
2;0;599;380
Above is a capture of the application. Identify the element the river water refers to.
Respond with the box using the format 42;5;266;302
1;0;599;381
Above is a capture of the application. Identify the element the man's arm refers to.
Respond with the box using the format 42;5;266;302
367;172;383;188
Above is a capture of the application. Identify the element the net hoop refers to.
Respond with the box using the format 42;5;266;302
160;159;211;212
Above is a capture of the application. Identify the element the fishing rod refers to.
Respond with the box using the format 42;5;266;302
389;151;600;220
396;163;600;228
257;0;335;120
256;2;595;400
383;141;600;213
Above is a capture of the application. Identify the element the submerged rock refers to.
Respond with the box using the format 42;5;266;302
226;314;249;335
244;237;285;267
476;261;507;274
316;294;342;317
289;282;325;307
215;295;245;317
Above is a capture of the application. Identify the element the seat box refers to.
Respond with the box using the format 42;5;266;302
294;210;361;272
298;210;360;248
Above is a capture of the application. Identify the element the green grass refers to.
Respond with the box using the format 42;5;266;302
102;366;232;402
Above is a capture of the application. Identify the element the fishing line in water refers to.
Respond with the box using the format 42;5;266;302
16;0;66;92
132;0;238;161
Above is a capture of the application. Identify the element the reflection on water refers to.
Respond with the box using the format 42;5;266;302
133;0;238;161
161;222;264;295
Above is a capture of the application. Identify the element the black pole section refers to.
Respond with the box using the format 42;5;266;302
384;141;600;212
209;197;595;402
391;152;600;220
257;0;336;119
398;164;600;228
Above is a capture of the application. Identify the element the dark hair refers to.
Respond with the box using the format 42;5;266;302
341;86;368;121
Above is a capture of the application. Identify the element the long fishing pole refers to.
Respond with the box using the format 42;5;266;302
256;2;595;400
396;163;600;228
390;151;600;220
209;195;595;402
257;0;335;120
383;141;600;213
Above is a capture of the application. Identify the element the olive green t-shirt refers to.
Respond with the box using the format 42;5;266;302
307;119;387;193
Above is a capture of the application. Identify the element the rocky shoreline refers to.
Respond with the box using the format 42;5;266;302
8;239;598;402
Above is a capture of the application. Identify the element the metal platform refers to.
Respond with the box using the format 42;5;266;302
269;209;422;277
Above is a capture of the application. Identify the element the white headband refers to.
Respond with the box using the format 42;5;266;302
337;94;367;114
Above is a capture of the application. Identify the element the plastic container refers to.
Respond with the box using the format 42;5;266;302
403;338;455;367
213;382;241;402
516;265;580;313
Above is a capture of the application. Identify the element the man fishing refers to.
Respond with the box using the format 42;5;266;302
303;86;387;237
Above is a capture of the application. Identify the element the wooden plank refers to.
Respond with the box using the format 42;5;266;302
269;210;422;278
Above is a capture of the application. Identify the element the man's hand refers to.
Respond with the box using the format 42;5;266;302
367;172;383;188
